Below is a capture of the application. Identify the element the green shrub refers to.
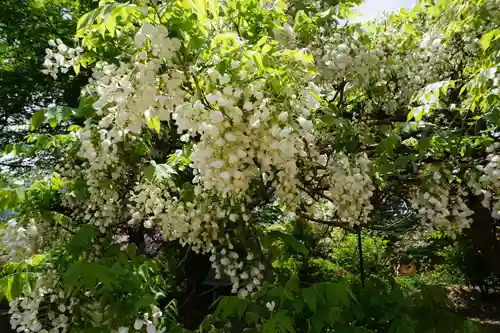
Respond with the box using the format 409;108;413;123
203;276;482;333
300;258;348;283
329;232;391;278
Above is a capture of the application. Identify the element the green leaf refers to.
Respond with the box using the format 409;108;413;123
285;275;300;292
77;4;140;37
213;296;230;317
376;133;401;156
200;315;213;333
245;312;260;324
256;36;268;47
63;260;84;292
324;283;350;307
147;116;161;134
49;117;58;128
262;44;272;54
311;312;325;333
479;29;500;50
302;287;317;313
354;328;376;333
267;231;309;255
0;277;9;301
292;299;304;313
267;286;284;298
77;95;97;118
9;274;23;300
284;288;295;301
30;110;46;130
325;307;341;326
143;165;155;181
89;263;113;288
181;182;195;201
27;254;46;266
264;311;295;333
252;53;264;71
67;225;98;255
394;322;415;333
236;298;248;319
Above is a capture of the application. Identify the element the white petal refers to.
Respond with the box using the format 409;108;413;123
146;323;156;333
134;319;144;330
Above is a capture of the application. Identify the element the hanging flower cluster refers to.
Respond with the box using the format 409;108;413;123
410;175;474;236
127;180;171;229
1;219;38;262
209;247;266;297
319;153;375;226
476;144;500;218
174;50;318;208
309;14;460;119
127;306;166;333
89;22;183;134
9;276;75;333
42;39;82;79
313;31;379;86
161;196;222;253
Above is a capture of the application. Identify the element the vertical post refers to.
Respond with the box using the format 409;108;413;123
357;226;365;287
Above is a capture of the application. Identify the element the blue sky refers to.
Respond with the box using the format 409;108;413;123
355;0;416;21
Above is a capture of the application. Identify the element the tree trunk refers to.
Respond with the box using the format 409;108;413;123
467;193;500;277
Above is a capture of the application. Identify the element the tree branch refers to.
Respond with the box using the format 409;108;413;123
299;212;355;233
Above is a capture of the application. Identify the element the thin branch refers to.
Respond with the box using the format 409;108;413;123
337;81;346;109
298;185;335;204
57;224;75;235
299;212;355;233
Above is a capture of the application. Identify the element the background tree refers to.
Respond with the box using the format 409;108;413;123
0;0;97;174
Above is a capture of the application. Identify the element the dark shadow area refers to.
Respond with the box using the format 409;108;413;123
447;285;500;333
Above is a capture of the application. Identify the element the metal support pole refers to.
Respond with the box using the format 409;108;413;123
357;226;365;287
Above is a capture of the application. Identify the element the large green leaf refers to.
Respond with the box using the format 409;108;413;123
302;287;317;313
266;231;309;255
76;3;141;37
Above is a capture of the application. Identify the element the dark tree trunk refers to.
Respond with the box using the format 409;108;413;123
0;298;14;333
467;194;500;278
177;251;231;329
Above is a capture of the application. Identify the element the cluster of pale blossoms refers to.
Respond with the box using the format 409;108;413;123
313;31;380;86
10;276;165;333
118;306;166;333
70;22;185;203
77;122;121;172
42;39;82;79
55;23;184;236
364;28;452;115
52;21;183;187
127;180;170;229
91;22;183;136
272;23;297;46
1;219;38;262
209;247;265;297
161;194;227;253
128;174;267;296
128;178;235;254
314;153;374;226
474;143;500;218
56;158;123;235
175;57;318;208
9;276;75;333
410;174;473;236
129;179;266;296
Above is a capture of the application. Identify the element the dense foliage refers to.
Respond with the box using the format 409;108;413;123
0;0;99;174
1;0;499;332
